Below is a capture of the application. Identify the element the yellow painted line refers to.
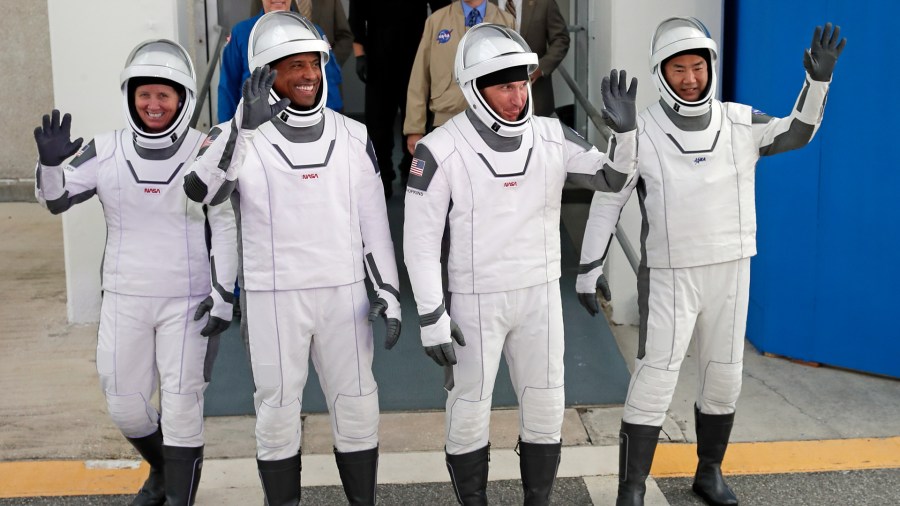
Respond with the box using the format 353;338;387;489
652;437;900;478
0;461;146;498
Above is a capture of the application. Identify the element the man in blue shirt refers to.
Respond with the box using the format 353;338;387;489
217;2;343;123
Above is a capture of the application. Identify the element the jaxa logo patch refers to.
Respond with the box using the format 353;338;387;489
437;29;453;44
693;156;708;166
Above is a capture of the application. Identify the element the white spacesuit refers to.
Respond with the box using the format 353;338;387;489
403;23;638;505
33;40;237;506
182;11;401;506
576;18;846;506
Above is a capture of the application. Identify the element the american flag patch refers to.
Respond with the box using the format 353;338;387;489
410;157;426;177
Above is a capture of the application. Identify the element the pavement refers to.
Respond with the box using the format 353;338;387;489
1;199;898;505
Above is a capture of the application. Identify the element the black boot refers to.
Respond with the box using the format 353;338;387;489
125;428;166;506
616;421;661;506
334;446;378;505
692;406;738;506
446;444;490;505
517;439;562;506
257;453;302;506
163;445;203;506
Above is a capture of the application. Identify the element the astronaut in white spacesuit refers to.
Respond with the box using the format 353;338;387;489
403;23;638;505
33;40;237;506
182;11;401;506
576;18;846;506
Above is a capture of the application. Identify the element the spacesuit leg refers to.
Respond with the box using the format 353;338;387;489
247;290;311;462
622;266;700;427
504;281;564;505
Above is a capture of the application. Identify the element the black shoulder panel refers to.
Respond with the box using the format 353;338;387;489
563;126;593;151
407;143;441;192
69;139;97;168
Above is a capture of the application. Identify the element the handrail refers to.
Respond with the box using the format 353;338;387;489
192;25;226;128
556;66;640;275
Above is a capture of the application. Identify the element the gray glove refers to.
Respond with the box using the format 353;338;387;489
803;22;847;82
33;110;83;166
194;296;231;337
425;320;466;367
368;297;402;350
577;273;611;317
600;69;638;133
241;65;290;130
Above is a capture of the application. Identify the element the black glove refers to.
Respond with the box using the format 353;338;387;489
368;297;401;350
194;296;231;337
577;274;611;317
33;110;83;166
600;69;638;133
803;22;847;82
241;65;290;130
424;320;466;367
355;54;368;83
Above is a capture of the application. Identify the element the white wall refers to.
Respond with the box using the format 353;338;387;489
586;0;723;325
47;0;184;322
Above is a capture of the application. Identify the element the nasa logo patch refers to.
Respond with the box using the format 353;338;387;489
437;29;453;44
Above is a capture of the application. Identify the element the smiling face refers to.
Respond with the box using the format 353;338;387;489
134;83;181;133
261;0;291;12
480;80;528;122
272;52;322;110
663;53;709;102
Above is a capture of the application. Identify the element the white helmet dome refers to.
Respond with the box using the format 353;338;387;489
650;17;718;117
249;11;330;127
120;39;196;149
454;24;538;137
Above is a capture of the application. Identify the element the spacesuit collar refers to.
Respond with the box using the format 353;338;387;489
659;99;711;132
132;126;189;159
465;109;522;153
271;114;326;143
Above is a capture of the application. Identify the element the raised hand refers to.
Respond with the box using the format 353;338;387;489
241;65;290;130
600;69;638;133
803;22;847;82
34;110;83;166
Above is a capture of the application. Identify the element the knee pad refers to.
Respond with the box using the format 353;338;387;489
624;365;679;424
160;390;203;444
448;396;492;448
520;385;565;438
700;361;743;408
256;399;301;456
106;391;158;438
333;389;379;442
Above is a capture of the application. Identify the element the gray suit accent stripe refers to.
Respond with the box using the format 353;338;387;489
209;179;236;206
217;118;241;172
758;120;815;157
665;130;721;154
134;132;188;160
600;164;628;190
365;137;379;174
126;160;183;185
797;79;810;113
364;252;400;299
563;125;593;151
578;258;604;274
272;140;335;170
47;189;96;215
271;116;324;142
197;127;222;158
607;136;617;163
209;255;235;304
419;303;446;327
476;148;532;178
70;139;97;168
637;265;650;360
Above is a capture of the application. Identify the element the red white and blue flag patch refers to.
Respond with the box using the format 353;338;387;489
410;157;426;177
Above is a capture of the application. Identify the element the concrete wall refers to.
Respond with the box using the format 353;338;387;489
0;2;54;181
586;0;723;325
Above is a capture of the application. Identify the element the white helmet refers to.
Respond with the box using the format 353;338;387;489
248;11;330;127
455;24;538;137
120;39;196;149
649;17;718;117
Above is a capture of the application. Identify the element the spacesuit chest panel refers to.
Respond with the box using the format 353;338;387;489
444;116;564;294
238;115;363;291
639;102;757;268
99;129;209;297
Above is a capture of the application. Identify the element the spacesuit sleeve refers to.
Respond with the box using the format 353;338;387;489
576;177;636;294
562;126;637;193
205;196;238;319
34;139;100;215
403;142;454;347
356;135;402;320
183;113;254;206
752;73;830;157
